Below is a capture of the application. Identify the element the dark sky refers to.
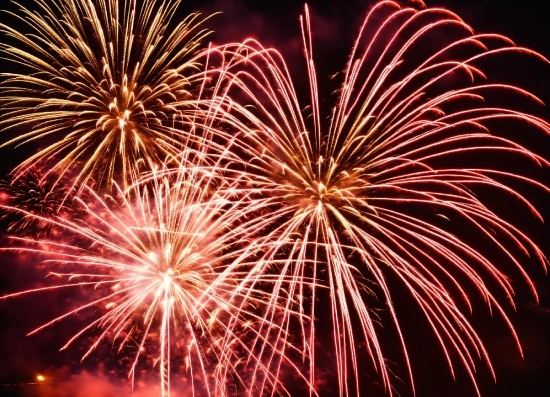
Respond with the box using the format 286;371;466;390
0;1;548;396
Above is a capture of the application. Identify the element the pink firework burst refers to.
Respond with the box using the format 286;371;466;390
198;1;550;395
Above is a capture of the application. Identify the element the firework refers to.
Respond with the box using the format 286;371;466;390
201;2;550;395
0;0;213;191
0;153;312;397
0;165;81;237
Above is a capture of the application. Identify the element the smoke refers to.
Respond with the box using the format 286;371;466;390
22;368;191;397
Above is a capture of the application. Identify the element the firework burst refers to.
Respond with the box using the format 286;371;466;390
0;165;81;237
0;0;213;191
201;2;550;395
0;152;312;397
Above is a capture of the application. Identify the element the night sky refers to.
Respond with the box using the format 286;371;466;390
0;0;548;396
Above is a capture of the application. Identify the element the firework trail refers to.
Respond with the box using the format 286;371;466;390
0;151;312;397
0;0;214;192
201;2;550;395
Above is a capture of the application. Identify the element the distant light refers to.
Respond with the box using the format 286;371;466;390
36;375;45;382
